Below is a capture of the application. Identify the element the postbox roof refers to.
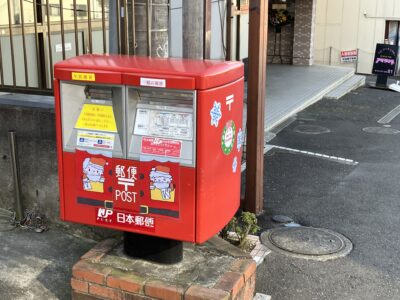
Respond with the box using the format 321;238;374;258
54;54;243;90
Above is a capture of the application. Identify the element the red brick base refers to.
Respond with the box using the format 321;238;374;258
71;238;256;300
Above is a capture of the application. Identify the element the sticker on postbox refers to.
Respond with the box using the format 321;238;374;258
210;101;222;127
81;156;108;193
111;161;180;220
77;130;115;150
237;128;243;152
75;104;117;133
75;150;113;208
113;160;140;211
138;161;181;219
72;72;95;82
221;120;236;155
96;208;156;232
141;137;182;158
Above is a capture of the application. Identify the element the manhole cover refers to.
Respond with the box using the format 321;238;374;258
362;127;400;135
293;125;330;135
272;215;293;224
260;227;352;261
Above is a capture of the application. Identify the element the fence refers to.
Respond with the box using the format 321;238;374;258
0;0;168;95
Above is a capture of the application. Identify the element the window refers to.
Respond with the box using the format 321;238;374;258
71;4;88;18
385;21;400;46
49;4;61;16
385;21;400;74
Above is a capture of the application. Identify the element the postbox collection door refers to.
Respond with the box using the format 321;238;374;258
58;81;196;242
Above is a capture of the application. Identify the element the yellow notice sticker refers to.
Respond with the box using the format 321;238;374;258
75;104;117;132
72;72;96;82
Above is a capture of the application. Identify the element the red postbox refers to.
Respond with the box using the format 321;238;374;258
54;55;243;243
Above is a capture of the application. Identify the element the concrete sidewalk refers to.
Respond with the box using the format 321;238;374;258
0;228;95;300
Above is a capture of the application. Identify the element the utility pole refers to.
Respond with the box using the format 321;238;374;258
110;0;169;56
133;0;169;57
244;0;268;214
182;1;204;59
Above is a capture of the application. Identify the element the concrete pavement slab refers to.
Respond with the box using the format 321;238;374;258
0;228;95;299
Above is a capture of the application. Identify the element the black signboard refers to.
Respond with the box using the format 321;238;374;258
372;43;398;76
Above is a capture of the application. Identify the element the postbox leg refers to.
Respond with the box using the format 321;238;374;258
123;232;183;264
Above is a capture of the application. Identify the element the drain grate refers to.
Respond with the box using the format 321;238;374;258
293;125;331;135
362;127;400;135
261;227;352;261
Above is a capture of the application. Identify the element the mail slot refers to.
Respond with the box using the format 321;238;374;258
54;55;244;243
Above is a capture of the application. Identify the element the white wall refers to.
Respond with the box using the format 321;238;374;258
314;0;400;74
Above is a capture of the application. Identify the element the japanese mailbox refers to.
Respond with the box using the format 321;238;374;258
54;55;244;243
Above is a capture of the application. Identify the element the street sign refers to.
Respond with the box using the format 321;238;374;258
372;44;399;76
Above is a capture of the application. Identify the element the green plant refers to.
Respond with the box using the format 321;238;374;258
235;211;260;248
220;211;260;249
220;217;236;240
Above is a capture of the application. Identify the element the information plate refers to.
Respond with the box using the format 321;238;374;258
140;77;166;88
72;72;96;82
75;104;117;132
134;108;193;140
77;130;115;150
141;137;182;158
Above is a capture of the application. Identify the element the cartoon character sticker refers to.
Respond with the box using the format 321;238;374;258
210;101;222;127
232;156;238;173
237;128;244;152
221;120;236;155
149;166;176;202
82;157;107;193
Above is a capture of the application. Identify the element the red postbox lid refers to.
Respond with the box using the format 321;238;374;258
54;54;243;90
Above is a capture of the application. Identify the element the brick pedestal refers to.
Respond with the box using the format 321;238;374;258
71;237;256;300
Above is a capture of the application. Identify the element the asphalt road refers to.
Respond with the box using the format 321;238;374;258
255;85;400;300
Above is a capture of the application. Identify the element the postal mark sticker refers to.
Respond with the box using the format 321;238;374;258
221;120;236;155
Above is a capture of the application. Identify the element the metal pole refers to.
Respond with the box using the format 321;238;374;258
226;0;233;60
203;0;211;59
146;0;152;56
8;131;23;220
329;46;332;65
356;48;359;73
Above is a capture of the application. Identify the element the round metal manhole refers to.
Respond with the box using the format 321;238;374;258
362;127;400;135
293;125;331;135
260;227;352;261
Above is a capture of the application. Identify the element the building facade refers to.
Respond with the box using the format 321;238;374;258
314;0;400;74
